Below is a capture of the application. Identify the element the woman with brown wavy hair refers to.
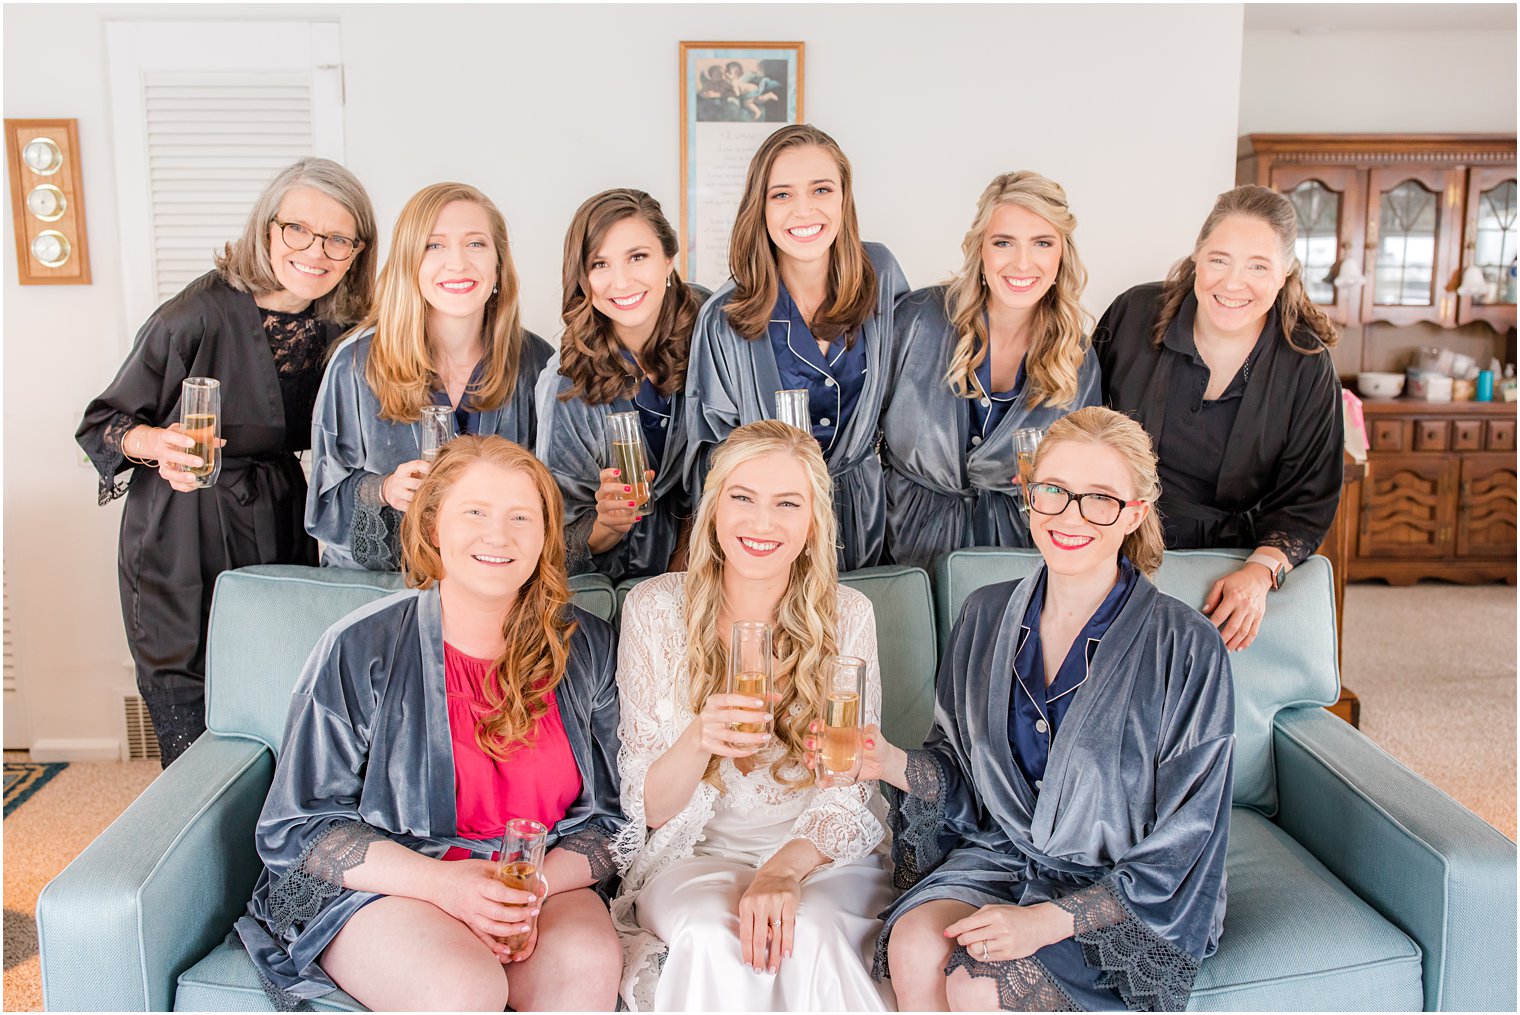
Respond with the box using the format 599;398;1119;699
682;124;910;571
881;170;1101;570
236;436;624;1011
1094;184;1344;652
307;182;552;571
611;420;894;1011
535;188;710;580
867;407;1233;1012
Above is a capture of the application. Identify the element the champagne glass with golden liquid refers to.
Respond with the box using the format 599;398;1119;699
606;411;650;509
774;389;810;432
419;405;455;463
1010;426;1045;514
818;655;865;787
726;621;774;736
494;818;548;953
179;377;221;489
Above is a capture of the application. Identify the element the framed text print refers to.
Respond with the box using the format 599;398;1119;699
680;41;804;287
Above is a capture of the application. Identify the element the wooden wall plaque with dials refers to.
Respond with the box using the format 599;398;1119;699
6;118;91;285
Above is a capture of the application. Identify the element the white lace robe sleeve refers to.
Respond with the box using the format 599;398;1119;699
775;589;887;866
613;578;675;868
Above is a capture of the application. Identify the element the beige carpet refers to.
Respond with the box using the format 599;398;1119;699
2;582;1515;1011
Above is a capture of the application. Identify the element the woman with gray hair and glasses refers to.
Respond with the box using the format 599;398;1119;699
77;157;377;766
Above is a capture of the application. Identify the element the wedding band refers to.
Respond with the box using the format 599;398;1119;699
770;918;783;926
979;942;990;961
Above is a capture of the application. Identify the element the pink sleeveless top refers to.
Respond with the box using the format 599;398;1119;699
440;642;582;858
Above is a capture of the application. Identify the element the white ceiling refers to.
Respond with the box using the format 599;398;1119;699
1244;3;1516;33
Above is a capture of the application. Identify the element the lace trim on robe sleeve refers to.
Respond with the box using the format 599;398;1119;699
1052;878;1201;1012
774;781;884;867
888;748;950;890
942;946;1079;1012
351;472;402;571
267;820;388;936
1259;530;1319;569
95;412;140;505
563;510;596;577
224;931;315;1012
557;825;618;887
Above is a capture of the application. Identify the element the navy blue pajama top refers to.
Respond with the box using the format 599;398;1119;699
767;280;868;458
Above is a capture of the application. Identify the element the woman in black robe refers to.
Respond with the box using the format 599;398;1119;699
1093;184;1343;652
77;158;377;765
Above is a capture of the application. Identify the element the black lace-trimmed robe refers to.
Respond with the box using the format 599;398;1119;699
305;326;551;570
234;587;624;1006
878;567;1234;1012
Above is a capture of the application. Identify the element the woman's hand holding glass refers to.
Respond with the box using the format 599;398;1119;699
380;459;432;511
125;423;226;493
425;857;543;962
807;722;909;791
694;692;772;758
588;466;656;552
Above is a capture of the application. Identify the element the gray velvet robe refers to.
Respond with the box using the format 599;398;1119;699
306;327;553;569
879;568;1234;1012
234;587;623;1004
681;242;910;571
880;286;1102;570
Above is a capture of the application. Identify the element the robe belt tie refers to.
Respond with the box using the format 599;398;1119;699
1158;493;1259;547
218;454;304;561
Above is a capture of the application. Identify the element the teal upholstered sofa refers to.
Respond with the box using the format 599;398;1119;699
37;552;1515;1011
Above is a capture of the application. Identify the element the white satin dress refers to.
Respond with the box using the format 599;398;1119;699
611;572;898;1012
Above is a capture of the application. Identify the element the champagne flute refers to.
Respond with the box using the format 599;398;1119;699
607;411;651;509
419;405;455;463
818;655;865;787
179;377;221;489
1010;426;1045;513
726;621;774;736
774;389;810;432
494;818;548;953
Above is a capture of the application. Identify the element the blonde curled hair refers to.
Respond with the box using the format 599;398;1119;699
400;435;577;761
358;182;528;422
943;171;1091;408
683;420;839;789
1034;407;1165;576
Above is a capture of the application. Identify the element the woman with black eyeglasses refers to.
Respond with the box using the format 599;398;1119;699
77;158;378;765
851;407;1234;1012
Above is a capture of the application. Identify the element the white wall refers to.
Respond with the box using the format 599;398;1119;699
2;2;1246;755
1240;28;1517;134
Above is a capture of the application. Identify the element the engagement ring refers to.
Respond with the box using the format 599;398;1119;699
770;918;783;926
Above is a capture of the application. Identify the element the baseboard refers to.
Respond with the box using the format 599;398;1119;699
28;738;123;762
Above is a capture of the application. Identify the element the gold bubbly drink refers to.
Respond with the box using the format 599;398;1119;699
733;671;770;733
183;414;218;479
611;438;650;508
495;860;538;951
823;692;862;772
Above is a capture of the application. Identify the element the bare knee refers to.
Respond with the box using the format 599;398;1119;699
945;966;1000;1012
439;959;511;1013
887;907;958;1008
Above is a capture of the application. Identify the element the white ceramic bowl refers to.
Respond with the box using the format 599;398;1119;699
1358;371;1406;398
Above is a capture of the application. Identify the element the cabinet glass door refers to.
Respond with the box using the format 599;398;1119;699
1272;165;1364;325
1365;167;1461;326
1459;167;1518;329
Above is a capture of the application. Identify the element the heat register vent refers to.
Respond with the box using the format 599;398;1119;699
123;693;161;762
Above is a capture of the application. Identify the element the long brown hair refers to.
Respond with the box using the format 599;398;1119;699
215;157;377;325
1151;184;1339;353
723;124;877;344
1034;408;1165;575
943;171;1091;408
558;189;700;405
401;435;577;761
683;420;839;790
359;182;527;422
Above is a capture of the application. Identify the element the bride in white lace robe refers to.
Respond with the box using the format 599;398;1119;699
609;421;897;1012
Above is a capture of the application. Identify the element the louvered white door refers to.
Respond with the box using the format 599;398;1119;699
107;21;345;330
3;569;28;749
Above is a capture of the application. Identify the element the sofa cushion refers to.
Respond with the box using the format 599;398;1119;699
1189;808;1423;1010
206;565;616;751
615;566;938;749
175;940;363;1012
933;548;1339;813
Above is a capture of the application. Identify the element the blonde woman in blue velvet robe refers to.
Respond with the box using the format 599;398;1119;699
865;407;1234;1012
307;182;550;571
237;437;625;1011
681;125;909;572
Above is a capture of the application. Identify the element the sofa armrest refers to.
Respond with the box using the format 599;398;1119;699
38;734;273;1012
1273;706;1516;1012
